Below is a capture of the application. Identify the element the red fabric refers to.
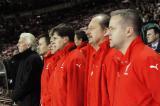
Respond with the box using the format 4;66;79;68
41;51;61;106
80;44;95;106
80;44;95;70
110;36;160;106
48;42;86;106
86;37;113;106
102;49;119;106
77;42;88;49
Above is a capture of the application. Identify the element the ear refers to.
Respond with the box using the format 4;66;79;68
125;27;134;37
155;33;159;39
63;37;69;43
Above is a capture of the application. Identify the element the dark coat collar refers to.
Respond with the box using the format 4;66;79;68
19;48;36;58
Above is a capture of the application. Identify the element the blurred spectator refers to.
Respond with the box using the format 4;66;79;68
142;22;160;53
1;0;160;59
3;49;20;90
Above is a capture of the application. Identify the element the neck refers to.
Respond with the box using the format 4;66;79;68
93;44;100;51
119;43;130;55
43;51;49;57
119;36;137;55
151;39;159;45
92;38;105;51
59;42;68;50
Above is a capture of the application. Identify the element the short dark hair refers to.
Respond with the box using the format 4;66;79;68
75;30;88;42
38;34;50;45
49;23;75;42
110;9;143;35
93;14;110;29
147;27;160;34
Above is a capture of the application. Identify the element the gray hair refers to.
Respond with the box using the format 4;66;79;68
110;9;142;35
20;33;37;51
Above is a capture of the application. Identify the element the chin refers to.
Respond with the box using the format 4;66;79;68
109;44;113;48
19;50;22;53
89;41;93;44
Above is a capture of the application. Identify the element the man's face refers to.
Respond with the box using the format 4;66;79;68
50;32;65;52
74;34;82;46
146;29;159;43
49;40;57;54
109;15;126;49
86;18;106;45
17;37;29;53
38;37;49;55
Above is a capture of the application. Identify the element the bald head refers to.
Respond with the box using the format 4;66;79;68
86;14;110;49
92;14;110;29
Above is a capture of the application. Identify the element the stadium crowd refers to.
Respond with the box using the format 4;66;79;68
0;0;160;60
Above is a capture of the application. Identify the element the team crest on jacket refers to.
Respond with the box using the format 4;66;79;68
76;64;81;68
124;63;131;75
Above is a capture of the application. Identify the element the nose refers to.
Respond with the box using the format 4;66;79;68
86;29;89;35
17;43;19;47
86;30;92;38
107;29;112;36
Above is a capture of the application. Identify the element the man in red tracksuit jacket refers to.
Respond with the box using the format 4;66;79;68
40;51;53;106
80;43;95;106
38;34;52;106
85;14;115;106
40;50;61;106
108;9;160;106
38;34;60;106
48;23;86;106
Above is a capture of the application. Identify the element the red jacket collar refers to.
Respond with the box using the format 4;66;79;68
91;37;110;56
57;42;76;57
98;37;110;52
44;51;53;58
114;36;143;63
77;42;88;49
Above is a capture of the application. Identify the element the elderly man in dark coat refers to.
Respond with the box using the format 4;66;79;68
12;33;43;106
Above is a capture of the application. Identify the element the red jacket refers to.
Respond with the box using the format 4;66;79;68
109;36;160;106
77;42;88;50
102;50;119;106
80;44;95;106
87;37;113;106
48;42;86;106
41;51;61;106
80;44;95;70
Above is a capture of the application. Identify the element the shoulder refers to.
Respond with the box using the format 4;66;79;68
81;44;93;52
64;49;86;65
103;48;118;63
69;49;85;59
27;51;42;62
136;45;159;62
134;45;160;68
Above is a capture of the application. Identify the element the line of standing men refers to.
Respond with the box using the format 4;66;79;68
13;9;160;106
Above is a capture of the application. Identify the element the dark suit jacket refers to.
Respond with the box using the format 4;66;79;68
12;49;43;106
